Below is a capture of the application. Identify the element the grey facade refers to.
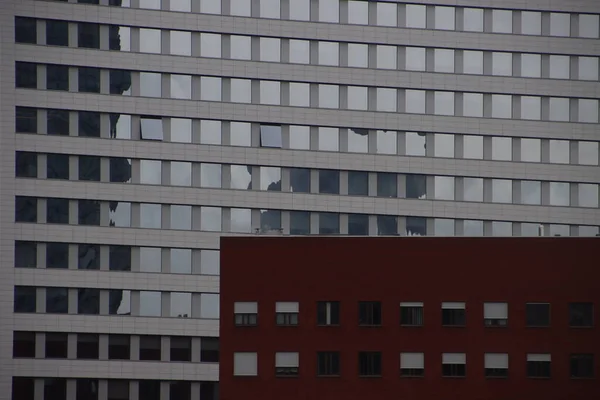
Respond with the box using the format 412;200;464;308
1;0;599;399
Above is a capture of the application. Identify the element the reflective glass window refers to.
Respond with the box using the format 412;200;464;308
78;288;100;315
260;0;280;18
434;49;454;73
406;174;426;199
521;181;541;205
200;163;222;188
289;82;310;107
290;168;310;193
406;4;426;28
319;42;339;66
46;242;69;268
109;245;131;271
463;50;483;74
463;8;484;32
140;72;162;97
15;17;37;44
521;96;541;120
46;287;68;314
550;13;570;37
171;118;192;143
230;78;251;103
201;77;222;101
200;293;220;319
376;2;396;27
230;0;251;16
377;215;397;236
140;203;162;229
463;93;483;117
78;200;101;226
200;33;222;58
289;125;310;150
549;97;570;122
348;1;368;25
521;12;542;35
290;211;310;235
140;291;162;317
109;201;131;227
109;157;132;184
579;14;600;38
16;107;37;133
377;88;397;112
319;170;340;194
170;31;191;56
405;47;426;71
140;117;163;141
550;182;570;206
47;153;69;179
229;122;251;146
578;141;598;165
347;43;368;68
230;208;252;233
15;152;37;178
47;198;69;224
140;247;161;273
260;124;282;148
377;45;397;70
521;54;541;78
348;128;369;153
491;179;512;204
464;220;483;236
434;176;454;200
319;84;339;108
140;160;162;184
78;244;100;270
109;69;132;96
492;95;512;118
492;222;512;236
434;92;454;116
170;0;191;11
463;178;484;202
521;138;541;162
434;219;455;236
15;241;37;268
376;130;397;155
201;207;222;231
170;74;192;99
492;52;512;76
260;167;281;191
14;286;36;313
377;173;397;198
492;10;512;33
579;57;599;81
260;80;280;105
463;135;483;159
47;65;69;91
230;165;252;190
348;214;369;235
78;111;100;137
435;6;455;30
549;140;570;164
405;90;425;113
140;29;162;54
289;40;310;64
78;23;100;49
78;67;100;93
579;99;599;123
15;62;37;89
78;156;100;181
579;184;599;208
171;162;191;187
348;86;368;111
139;0;160;9
109;25;130;52
200;250;220;275
260;209;281;232
46;20;69;46
230;35;251;60
289;0;309;21
549;55;570;79
435;134;454;158
319;0;339;23
170;292;192;317
201;0;221;14
109;290;131;315
318;127;339;151
406;217;426;236
406;132;426;156
348;171;368;196
319;212;339;235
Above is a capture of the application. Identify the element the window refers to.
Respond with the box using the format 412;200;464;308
200;337;219;362
46;242;68;269
463;8;483;32
47;65;69;91
15;196;37;223
13;331;36;358
78;23;100;48
348;170;368;196
275;352;299;377
485;353;508;378
406;174;426;199
571;354;594;378
442;302;465;326
15;241;37;268
290;168;310;193
319;170;339;194
170;336;191;362
527;354;551;378
400;353;424;377
78;288;100;315
400;302;423;326
108;334;130;360
377;173;397;198
359;352;381;376
260;125;282;148
569;303;593;327
139;336;161;361
47;109;70;135
234;302;258;326
16;107;37;133
526;303;550;327
15;62;37;89
317;301;340;326
276;302;299;326
79;111;100;137
317;351;340;376
484;302;507;327
109;245;131;271
76;379;99;400
46;333;68;358
358;301;381;326
13;377;35;400
442;353;466;377
14;286;36;313
234;352;257;376
15;17;37;44
77;334;99;359
46;287;68;313
406;4;426;28
15;152;37;178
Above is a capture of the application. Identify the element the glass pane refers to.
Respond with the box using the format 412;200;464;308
463;93;483;117
200;120;221;145
549;140;570;164
492;95;512;118
435;6;455;30
140;247;161;273
348;86;368;111
405;174;425;199
230;165;252;189
319;84;339;108
492;179;512;203
318;127;339;151
319;170;339;194
521;181;541;205
260;0;280;18
434;219;455;236
140;204;162;228
406;132;426;156
549;98;570;122
230;208;252;233
201;77;222;101
200;163;222;188
230;35;251;60
521;54;541;78
200;294;220;319
170;292;191;317
377;215;397;235
289;83;310;107
140;72;162;97
521;11;541;35
463;135;483;159
289;0;309;21
289;126;310;150
201;0;221;14
492;10;512;33
230;122;251;146
463;50;483;75
260;167;281;191
348;0;368;25
170;205;192;230
319;0;339;23
406;217;426;236
521;138;541;162
405;90;425;114
200;250;220;275
348;171;368;196
434;49;454;73
434;176;454;200
463;178;484;202
289;40;310;64
492;221;512;236
290;168;310;193
319;42;339;66
579;184;599;208
377;45;397;70
260;209;281;232
550;13;570;36
109;202;131;227
260;38;280;62
260;80;280;105
171;118;192;143
549;182;570;206
579;99;599;123
290;211;310;235
434;134;454;158
579;57;599;81
406;4;426;28
260;125;282;148
348;43;368;68
578;141;598;165
348;128;368;153
377;88;396;112
230;78;251;103
200;207;221;231
463;8;484;32
139;291;161;317
170;31;191;56
348;214;369;235
140;28;161;53
521;96;541;120
464;220;483;236
579;14;600;38
376;130;397;155
319;213;339;234
170;75;192;99
405;47;426;71
47;198;69;224
377;3;396;27
377;173;397;198
140;160;162;184
492;52;512;76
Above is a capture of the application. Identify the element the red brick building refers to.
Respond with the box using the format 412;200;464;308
220;237;599;400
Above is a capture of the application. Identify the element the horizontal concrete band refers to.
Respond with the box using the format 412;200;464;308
15;45;600;99
11;359;219;381
14;269;220;293
14;1;600;56
12;313;219;336
387;0;600;13
14;91;599;141
15;134;600;183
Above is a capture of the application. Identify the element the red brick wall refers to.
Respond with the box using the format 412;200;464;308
220;237;600;400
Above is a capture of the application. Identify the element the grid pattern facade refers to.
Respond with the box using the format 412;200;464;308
1;0;599;399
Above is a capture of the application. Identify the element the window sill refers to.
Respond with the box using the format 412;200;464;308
358;324;382;327
276;324;299;327
527;376;551;379
570;376;594;380
317;324;340;327
317;374;341;378
526;325;550;328
485;375;508;379
569;325;593;329
442;325;465;328
400;375;424;378
359;375;382;378
275;375;299;378
400;324;423;327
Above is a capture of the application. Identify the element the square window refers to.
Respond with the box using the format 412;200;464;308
15;241;37;268
16;107;37;133
463;50;483;75
405;47;426;71
485;353;508;378
317;351;340;376
526;303;550;327
400;303;423;326
46;21;68;46
359;352;382;376
15;17;37;44
492;52;512;76
442;303;465;326
47;198;69;224
15;62;37;89
550;13;570;36
521;12;542;35
319;212;339;235
15;196;37;223
463;8;484;32
569;303;593;327
78;23;100;49
492;10;512;33
571;354;594;378
275;352;299;376
442;353;467;377
527;354;551;378
549;55;570;79
319;170;339;194
348;1;368;25
317;301;340;325
358;301;381;326
319;42;339;66
406;4;426;28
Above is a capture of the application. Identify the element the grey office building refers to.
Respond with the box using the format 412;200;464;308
1;0;599;398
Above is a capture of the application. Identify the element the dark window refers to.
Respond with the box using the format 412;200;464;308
348;171;368;196
358;352;381;376
348;213;369;235
76;378;99;400
78;156;101;181
47;198;70;224
79;111;101;137
317;351;340;376
44;378;67;400
109;245;131;271
377;215;398;235
109;69;132;95
79;67;101;93
77;334;99;359
319;170;339;194
109;290;129;315
16;107;37;133
442;363;466;377
47;153;70;179
16;151;38;178
15;241;37;268
485;367;508;378
15;17;37;44
46;20;69;46
107;380;129;400
14;286;36;313
110;157;132;183
12;377;35;400
46;64;69;91
78;200;100;226
276;312;299;326
527;358;551;378
46;242;69;269
442;307;466;326
78;244;100;270
200;382;218;400
170;381;191;400
139;381;161;400
526;303;550;327
377;173;397;197
319;212;339;234
46;287;68;313
108;334;130;360
289;168;310;193
569;303;593;327
406;174;427;199
47;109;70;135
171;336;192;362
139;336;161;361
400;304;423;326
13;331;36;358
45;333;68;358
406;216;427;236
200;337;219;362
571;354;594;378
234;313;257;326
79;0;100;4
15;196;37;222
15;62;37;88
358;301;382;326
317;301;340;326
78;288;100;315
290;211;310;235
78;23;100;49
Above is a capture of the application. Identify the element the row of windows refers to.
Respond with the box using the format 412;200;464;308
13;286;219;319
28;0;600;39
14;241;219;275
233;351;595;379
15;108;600;165
13;331;218;362
14;197;600;237
15;63;600;123
15;19;600;81
233;301;595;328
12;377;218;400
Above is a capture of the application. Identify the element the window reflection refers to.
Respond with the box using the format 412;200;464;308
140;247;161;273
579;57;599;81
16;151;38;178
201;33;221;58
549;97;570;122
348;214;369;235
463;8;484;32
319;213;339;234
463;93;483;117
492;52;512;76
140;159;162;184
260;209;281;232
347;128;368;153
348;0;368;25
170;292;192;317
260;125;282;148
47;65;69;91
348;43;368;68
290;211;310;235
521;181;541;205
348;171;368;196
289;0;309;21
521;54;541;78
78;289;100;315
140;203;162;229
230;35;251;60
16;107;37;133
492;179;512;203
348;86;368;111
110;69;132;96
15;62;37;89
200;293;220;319
434;134;454;157
319;42;338;66
171;205;192;230
406;4;426;28
46;287;68;314
492;222;512;237
549;140;569;164
319;0;339;23
78;23;100;49
406;217;426;236
170;74;192;99
578;14;600;38
78;200;100;226
79;67;100;93
492;10;512;33
377;215;397;236
171;162;191;186
260;167;281;191
290;168;310;193
170;31;191;56
434;176;454;200
463;135;483;159
46;242;69;268
464;220;483;236
521;11;542;35
521;96;541;120
377;173;397;198
579;184;599;208
109;245;131;271
170;118;191;143
140;72;162;98
406;132;426;156
201;207;222;231
47;198;69;224
230;208;252;233
79;156;100;181
579;99;599;123
289;40;310;64
319;170;340;194
405;47;426;71
492;95;512;118
318;127;339;151
140;291;161;317
289;125;310;150
521;138;541;162
14;286;36;313
201;250;220;275
47;109;70;136
230;122;251;146
377;89;397;112
376;130;396;155
549;55;570;79
463;178;484;202
79;111;101;137
434;219;455;236
319;84;339;108
140;28;161;53
406;174;426;199
109;202;131;227
492;137;512;161
15;241;37;268
406;90;425;114
230;165;252;190
377;45;396;70
15;196;37;223
289;83;310;107
578;141;599;165
549;182;570;206
434;49;454;73
200;163;222;188
110;289;131;314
